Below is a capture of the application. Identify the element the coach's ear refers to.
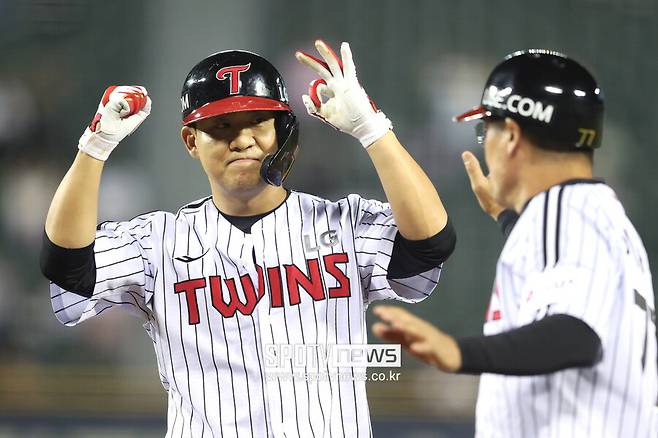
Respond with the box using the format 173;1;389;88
503;117;522;158
181;126;199;159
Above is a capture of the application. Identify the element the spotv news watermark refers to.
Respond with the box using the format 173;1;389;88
264;344;401;370
264;344;402;382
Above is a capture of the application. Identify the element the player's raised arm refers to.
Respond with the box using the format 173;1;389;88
44;86;151;247
41;86;150;297
295;41;448;240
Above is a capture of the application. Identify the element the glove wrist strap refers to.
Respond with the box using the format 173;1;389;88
78;128;119;161
354;111;393;149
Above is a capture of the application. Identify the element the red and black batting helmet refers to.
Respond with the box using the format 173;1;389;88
181;50;299;186
454;49;604;151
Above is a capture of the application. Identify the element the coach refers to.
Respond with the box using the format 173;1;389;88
373;50;657;438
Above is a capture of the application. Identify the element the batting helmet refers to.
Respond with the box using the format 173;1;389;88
181;50;299;186
454;49;604;150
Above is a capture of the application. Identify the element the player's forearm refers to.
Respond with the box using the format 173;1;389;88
456;314;602;375
367;131;448;240
45;151;104;248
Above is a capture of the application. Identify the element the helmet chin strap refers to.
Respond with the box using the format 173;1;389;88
260;114;299;186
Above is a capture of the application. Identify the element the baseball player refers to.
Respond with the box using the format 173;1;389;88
373;50;657;438
40;40;456;437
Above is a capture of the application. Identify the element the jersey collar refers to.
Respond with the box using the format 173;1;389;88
520;178;606;214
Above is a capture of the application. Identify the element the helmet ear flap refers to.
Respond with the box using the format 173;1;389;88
260;112;299;186
274;112;296;144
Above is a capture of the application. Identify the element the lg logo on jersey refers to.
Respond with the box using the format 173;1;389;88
174;253;352;324
303;230;339;253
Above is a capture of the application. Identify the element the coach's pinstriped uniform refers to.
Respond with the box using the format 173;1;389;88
50;191;441;437
477;180;657;438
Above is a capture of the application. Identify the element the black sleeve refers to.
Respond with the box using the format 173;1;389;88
386;217;456;279
497;209;519;239
456;314;602;376
39;231;96;298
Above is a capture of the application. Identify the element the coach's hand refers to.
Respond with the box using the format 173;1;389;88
372;305;462;373
296;40;392;148
78;85;151;161
462;151;505;220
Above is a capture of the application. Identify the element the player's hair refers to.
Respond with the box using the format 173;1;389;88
486;116;594;163
517;119;594;163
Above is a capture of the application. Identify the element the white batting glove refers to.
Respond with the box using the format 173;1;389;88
296;40;392;149
78;85;151;161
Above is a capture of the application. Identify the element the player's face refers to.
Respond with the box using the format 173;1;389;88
482;119;516;207
184;110;279;196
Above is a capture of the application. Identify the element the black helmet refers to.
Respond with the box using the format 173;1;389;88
454;49;604;150
181;50;299;186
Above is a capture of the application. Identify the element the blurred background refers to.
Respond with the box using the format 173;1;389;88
0;0;656;436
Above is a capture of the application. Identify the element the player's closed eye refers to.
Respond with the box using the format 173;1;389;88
202;122;231;136
212;118;268;132
251;117;275;129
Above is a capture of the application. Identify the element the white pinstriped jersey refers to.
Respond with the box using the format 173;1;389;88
50;191;441;438
477;181;657;438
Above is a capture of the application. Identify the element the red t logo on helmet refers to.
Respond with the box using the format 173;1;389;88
216;63;251;94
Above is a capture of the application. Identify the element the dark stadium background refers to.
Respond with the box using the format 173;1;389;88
0;0;656;436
